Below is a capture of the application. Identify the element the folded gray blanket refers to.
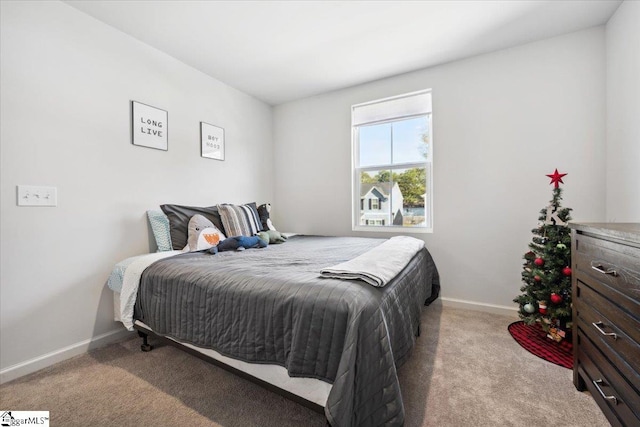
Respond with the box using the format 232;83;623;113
320;235;425;287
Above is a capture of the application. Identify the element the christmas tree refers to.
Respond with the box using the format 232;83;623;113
514;169;573;342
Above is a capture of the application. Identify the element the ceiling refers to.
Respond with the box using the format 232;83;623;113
64;0;622;105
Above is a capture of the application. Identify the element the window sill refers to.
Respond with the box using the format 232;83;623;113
352;225;433;234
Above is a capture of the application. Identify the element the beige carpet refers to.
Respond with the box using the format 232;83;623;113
0;302;610;426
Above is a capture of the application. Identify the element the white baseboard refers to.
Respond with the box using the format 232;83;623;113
440;297;519;318
0;328;133;384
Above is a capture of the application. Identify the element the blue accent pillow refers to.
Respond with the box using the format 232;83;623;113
147;209;172;251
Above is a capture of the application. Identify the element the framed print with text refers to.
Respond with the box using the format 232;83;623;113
131;101;168;150
201;122;225;160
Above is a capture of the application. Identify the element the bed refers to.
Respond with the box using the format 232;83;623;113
111;234;440;427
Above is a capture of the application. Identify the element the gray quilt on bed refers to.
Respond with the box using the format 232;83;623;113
134;235;440;427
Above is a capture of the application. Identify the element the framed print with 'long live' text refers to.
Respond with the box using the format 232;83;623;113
131;101;168;151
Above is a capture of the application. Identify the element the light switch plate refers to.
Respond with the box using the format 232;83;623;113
17;185;57;207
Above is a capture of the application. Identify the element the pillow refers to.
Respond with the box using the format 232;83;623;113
217;203;263;237
160;204;226;250
147;210;173;251
257;203;277;231
184;214;226;252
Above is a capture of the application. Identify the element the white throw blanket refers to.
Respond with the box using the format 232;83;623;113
320;236;425;287
118;251;181;330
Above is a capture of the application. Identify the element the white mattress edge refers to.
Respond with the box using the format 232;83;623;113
133;320;331;407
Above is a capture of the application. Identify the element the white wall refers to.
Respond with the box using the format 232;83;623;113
274;28;606;309
606;0;640;222
0;1;273;378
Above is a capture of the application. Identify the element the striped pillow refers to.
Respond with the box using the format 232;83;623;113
217;203;263;237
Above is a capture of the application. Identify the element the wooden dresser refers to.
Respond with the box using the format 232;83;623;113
570;223;640;427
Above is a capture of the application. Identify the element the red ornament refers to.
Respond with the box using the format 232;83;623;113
534;258;545;267
550;293;563;304
546;169;568;188
534;275;542;282
562;266;572;276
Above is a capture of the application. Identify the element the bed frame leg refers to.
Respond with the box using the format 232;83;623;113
138;330;153;352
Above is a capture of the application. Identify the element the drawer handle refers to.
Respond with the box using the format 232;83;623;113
593;379;618;405
591;264;618;277
592;321;618;340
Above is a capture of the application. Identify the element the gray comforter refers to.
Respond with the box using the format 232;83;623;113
134;235;440;426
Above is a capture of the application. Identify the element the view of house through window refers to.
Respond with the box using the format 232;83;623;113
352;90;432;231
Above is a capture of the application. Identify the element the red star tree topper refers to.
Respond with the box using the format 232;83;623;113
546;168;567;188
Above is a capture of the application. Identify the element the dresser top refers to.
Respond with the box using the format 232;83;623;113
569;222;640;245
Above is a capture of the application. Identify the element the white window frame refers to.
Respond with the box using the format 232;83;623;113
351;89;433;233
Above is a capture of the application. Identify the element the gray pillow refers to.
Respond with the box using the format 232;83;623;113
160;204;225;250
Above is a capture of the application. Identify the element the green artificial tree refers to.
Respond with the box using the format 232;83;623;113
514;169;573;342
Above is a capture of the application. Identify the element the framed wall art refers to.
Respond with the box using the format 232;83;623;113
200;122;225;160
131;101;168;150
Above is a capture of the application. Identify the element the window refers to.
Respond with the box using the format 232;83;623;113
352;90;432;231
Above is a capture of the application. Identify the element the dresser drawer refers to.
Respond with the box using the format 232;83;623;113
574;234;640;303
573;271;640;343
578;331;640;426
576;277;640;349
575;284;640;391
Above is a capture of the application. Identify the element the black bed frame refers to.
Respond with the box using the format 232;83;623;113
133;323;326;417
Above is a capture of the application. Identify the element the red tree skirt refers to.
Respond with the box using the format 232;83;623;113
508;321;573;369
